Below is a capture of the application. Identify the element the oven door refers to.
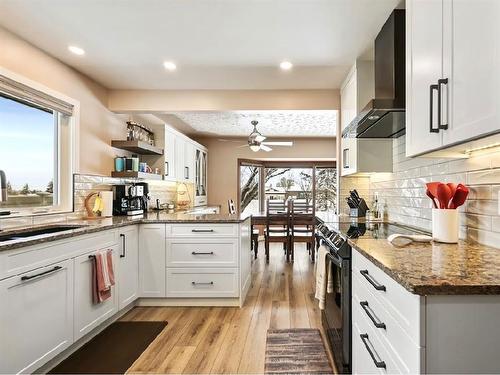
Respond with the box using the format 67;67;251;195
323;250;351;373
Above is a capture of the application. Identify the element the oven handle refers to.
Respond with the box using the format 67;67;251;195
360;301;386;329
360;270;386;291
360;334;386;369
326;251;342;267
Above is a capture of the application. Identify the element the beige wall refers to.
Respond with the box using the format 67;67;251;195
0;26;125;175
194;137;336;213
109;89;340;112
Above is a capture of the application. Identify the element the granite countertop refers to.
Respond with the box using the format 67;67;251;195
349;238;500;295
0;212;251;252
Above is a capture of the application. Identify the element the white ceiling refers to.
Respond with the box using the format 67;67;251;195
0;0;400;90
164;110;337;137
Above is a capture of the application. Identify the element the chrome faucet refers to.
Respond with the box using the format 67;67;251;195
0;170;6;202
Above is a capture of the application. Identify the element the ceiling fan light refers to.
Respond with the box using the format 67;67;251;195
250;144;260;152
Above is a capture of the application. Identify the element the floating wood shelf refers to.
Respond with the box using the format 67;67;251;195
111;140;163;155
111;171;163;180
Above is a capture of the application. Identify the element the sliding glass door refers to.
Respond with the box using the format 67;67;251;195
239;162;263;215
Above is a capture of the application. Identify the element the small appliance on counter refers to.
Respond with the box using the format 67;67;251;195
112;183;149;216
346;189;369;217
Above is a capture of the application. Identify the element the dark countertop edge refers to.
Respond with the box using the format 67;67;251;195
349;240;500;296
0;215;251;252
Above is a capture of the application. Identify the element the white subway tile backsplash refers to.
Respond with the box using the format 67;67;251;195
365;135;500;247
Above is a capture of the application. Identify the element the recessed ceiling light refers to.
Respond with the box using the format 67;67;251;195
163;61;177;71
68;45;85;56
280;61;293;70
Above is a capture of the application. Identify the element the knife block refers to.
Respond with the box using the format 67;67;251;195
349;198;368;218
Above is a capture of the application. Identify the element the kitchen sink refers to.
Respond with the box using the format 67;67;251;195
0;224;86;242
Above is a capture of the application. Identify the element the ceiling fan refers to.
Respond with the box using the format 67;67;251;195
245;120;293;152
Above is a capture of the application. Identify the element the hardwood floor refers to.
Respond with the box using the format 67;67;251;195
122;243;335;374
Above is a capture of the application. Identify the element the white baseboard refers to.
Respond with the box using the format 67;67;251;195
137;297;241;307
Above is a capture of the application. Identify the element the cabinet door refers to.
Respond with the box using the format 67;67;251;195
0;260;73;374
74;246;118;340
340;137;357;176
139;224;166;297
340;69;357;131
406;0;444;157
164;128;176;181
175;136;185;181
118;227;139;309
184;141;195;183
442;0;500;146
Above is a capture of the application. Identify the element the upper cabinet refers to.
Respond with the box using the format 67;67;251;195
340;61;393;176
406;0;500;157
164;127;177;181
195;148;208;206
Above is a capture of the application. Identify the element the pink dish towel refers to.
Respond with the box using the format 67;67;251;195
91;250;115;304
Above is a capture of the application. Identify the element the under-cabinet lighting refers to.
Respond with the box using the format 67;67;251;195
464;142;500;154
68;45;85;55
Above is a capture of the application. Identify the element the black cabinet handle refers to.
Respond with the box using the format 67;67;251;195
438;78;449;130
360;270;386;291
165;161;169;176
192;251;214;255
191;281;214;285
185;166;189;179
120;233;126;258
360;334;386;369
21;266;62;281
360;301;386;329
429;84;439;133
191;229;214;233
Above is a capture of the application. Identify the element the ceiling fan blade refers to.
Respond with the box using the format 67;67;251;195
255;135;266;142
236;144;248;148
218;138;244;143
261;141;293;146
260;144;272;152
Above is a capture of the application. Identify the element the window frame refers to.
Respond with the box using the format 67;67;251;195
237;159;336;214
0;67;80;216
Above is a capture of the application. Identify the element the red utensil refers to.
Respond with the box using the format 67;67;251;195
426;189;438;208
426;182;441;199
450;184;469;209
447;183;457;201
436;183;452;209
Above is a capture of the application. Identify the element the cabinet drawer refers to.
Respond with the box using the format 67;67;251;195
352;249;423;341
167;224;238;237
352;306;404;375
353;272;422;373
166;268;238;297
166;238;238;268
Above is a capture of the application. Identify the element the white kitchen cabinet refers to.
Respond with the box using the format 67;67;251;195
340;60;392;176
0;259;74;374
139;224;166;297
175;135;186;181
406;0;500;157
184;140;196;184
74;245;118;340
164;127;177;181
117;226;139;309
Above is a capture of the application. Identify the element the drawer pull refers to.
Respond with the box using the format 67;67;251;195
360;333;386;369
21;266;62;281
192;251;214;255
191;229;214;233
191;281;214;285
360;270;386;291
360;301;386;329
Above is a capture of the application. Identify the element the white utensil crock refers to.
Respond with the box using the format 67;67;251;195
432;209;459;243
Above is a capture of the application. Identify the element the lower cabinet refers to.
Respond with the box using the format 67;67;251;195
74;245;118;341
117;226;139;309
0;259;74;374
139;224;166;297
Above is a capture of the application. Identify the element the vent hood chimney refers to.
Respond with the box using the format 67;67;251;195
342;9;406;138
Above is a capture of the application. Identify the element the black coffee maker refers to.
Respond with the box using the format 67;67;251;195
113;183;149;216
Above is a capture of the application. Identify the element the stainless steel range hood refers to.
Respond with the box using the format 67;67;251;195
342;9;406;138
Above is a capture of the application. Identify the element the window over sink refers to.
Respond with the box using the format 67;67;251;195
0;71;78;215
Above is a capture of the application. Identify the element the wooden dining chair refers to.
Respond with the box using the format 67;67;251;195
289;200;316;263
264;199;289;263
